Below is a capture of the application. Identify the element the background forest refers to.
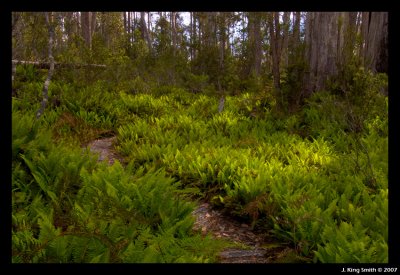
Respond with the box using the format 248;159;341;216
11;12;388;263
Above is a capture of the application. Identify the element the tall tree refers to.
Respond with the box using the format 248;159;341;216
281;12;290;68
123;12;127;34
303;12;341;95
289;11;301;66
36;12;55;119
248;12;262;76
80;12;96;49
190;12;194;60
361;12;388;73
268;12;282;91
81;12;91;48
140;12;153;54
338;12;357;69
171;12;177;54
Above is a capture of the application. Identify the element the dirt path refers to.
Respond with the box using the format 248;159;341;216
191;202;289;263
86;136;124;165
85;136;292;263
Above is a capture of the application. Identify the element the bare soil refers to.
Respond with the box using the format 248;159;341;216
86;136;124;165
192;202;289;263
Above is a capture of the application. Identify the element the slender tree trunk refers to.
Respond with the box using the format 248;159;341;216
217;12;225;91
191;12;194;59
90;12;96;40
64;12;73;43
220;12;226;66
281;12;290;68
140;12;153;54
132;12;135;40
36;12;55;119
226;13;231;56
75;12;80;36
205;12;213;47
80;12;95;49
171;12;177;54
123;12;127;34
148;12;151;34
81;12;91;48
292;12;301;48
289;11;301;66
268;12;281;91
241;12;246;47
192;12;197;59
214;13;218;48
148;12;152;44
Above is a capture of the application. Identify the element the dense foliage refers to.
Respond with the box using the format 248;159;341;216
12;11;388;263
12;61;388;263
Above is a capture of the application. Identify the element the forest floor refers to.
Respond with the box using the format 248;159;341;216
86;136;298;263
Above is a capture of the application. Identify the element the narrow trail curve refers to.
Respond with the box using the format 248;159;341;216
192;202;288;263
86;136;124;165
86;136;290;263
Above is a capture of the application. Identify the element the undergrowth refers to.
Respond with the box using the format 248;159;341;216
12;66;388;263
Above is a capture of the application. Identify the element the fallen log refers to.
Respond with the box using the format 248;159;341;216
12;60;106;69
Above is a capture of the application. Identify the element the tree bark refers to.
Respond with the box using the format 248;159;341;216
338;12;357;68
288;11;301;66
248;12;262;76
90;12;96;40
219;12;226;69
304;12;341;95
123;12;127;34
171;12;177;54
190;12;193;60
268;12;281;91
362;12;388;73
281;12;290;68
81;12;91;48
36;12;55;120
148;12;152;45
126;11;133;40
140;12;153;54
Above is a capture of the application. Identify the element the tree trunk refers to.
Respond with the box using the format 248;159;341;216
217;12;225;91
289;11;301;66
140;12;153;54
304;12;341;95
36;12;55;120
219;12;226;68
281;12;290;68
190;12;193;60
171;12;177;54
338;12;357;68
292;12;301;49
90;12;96;39
268;12;281;91
64;12;74;43
362;12;388;73
132;12;137;35
81;12;91;48
148;12;152;45
123;12;127;34
248;12;262;76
